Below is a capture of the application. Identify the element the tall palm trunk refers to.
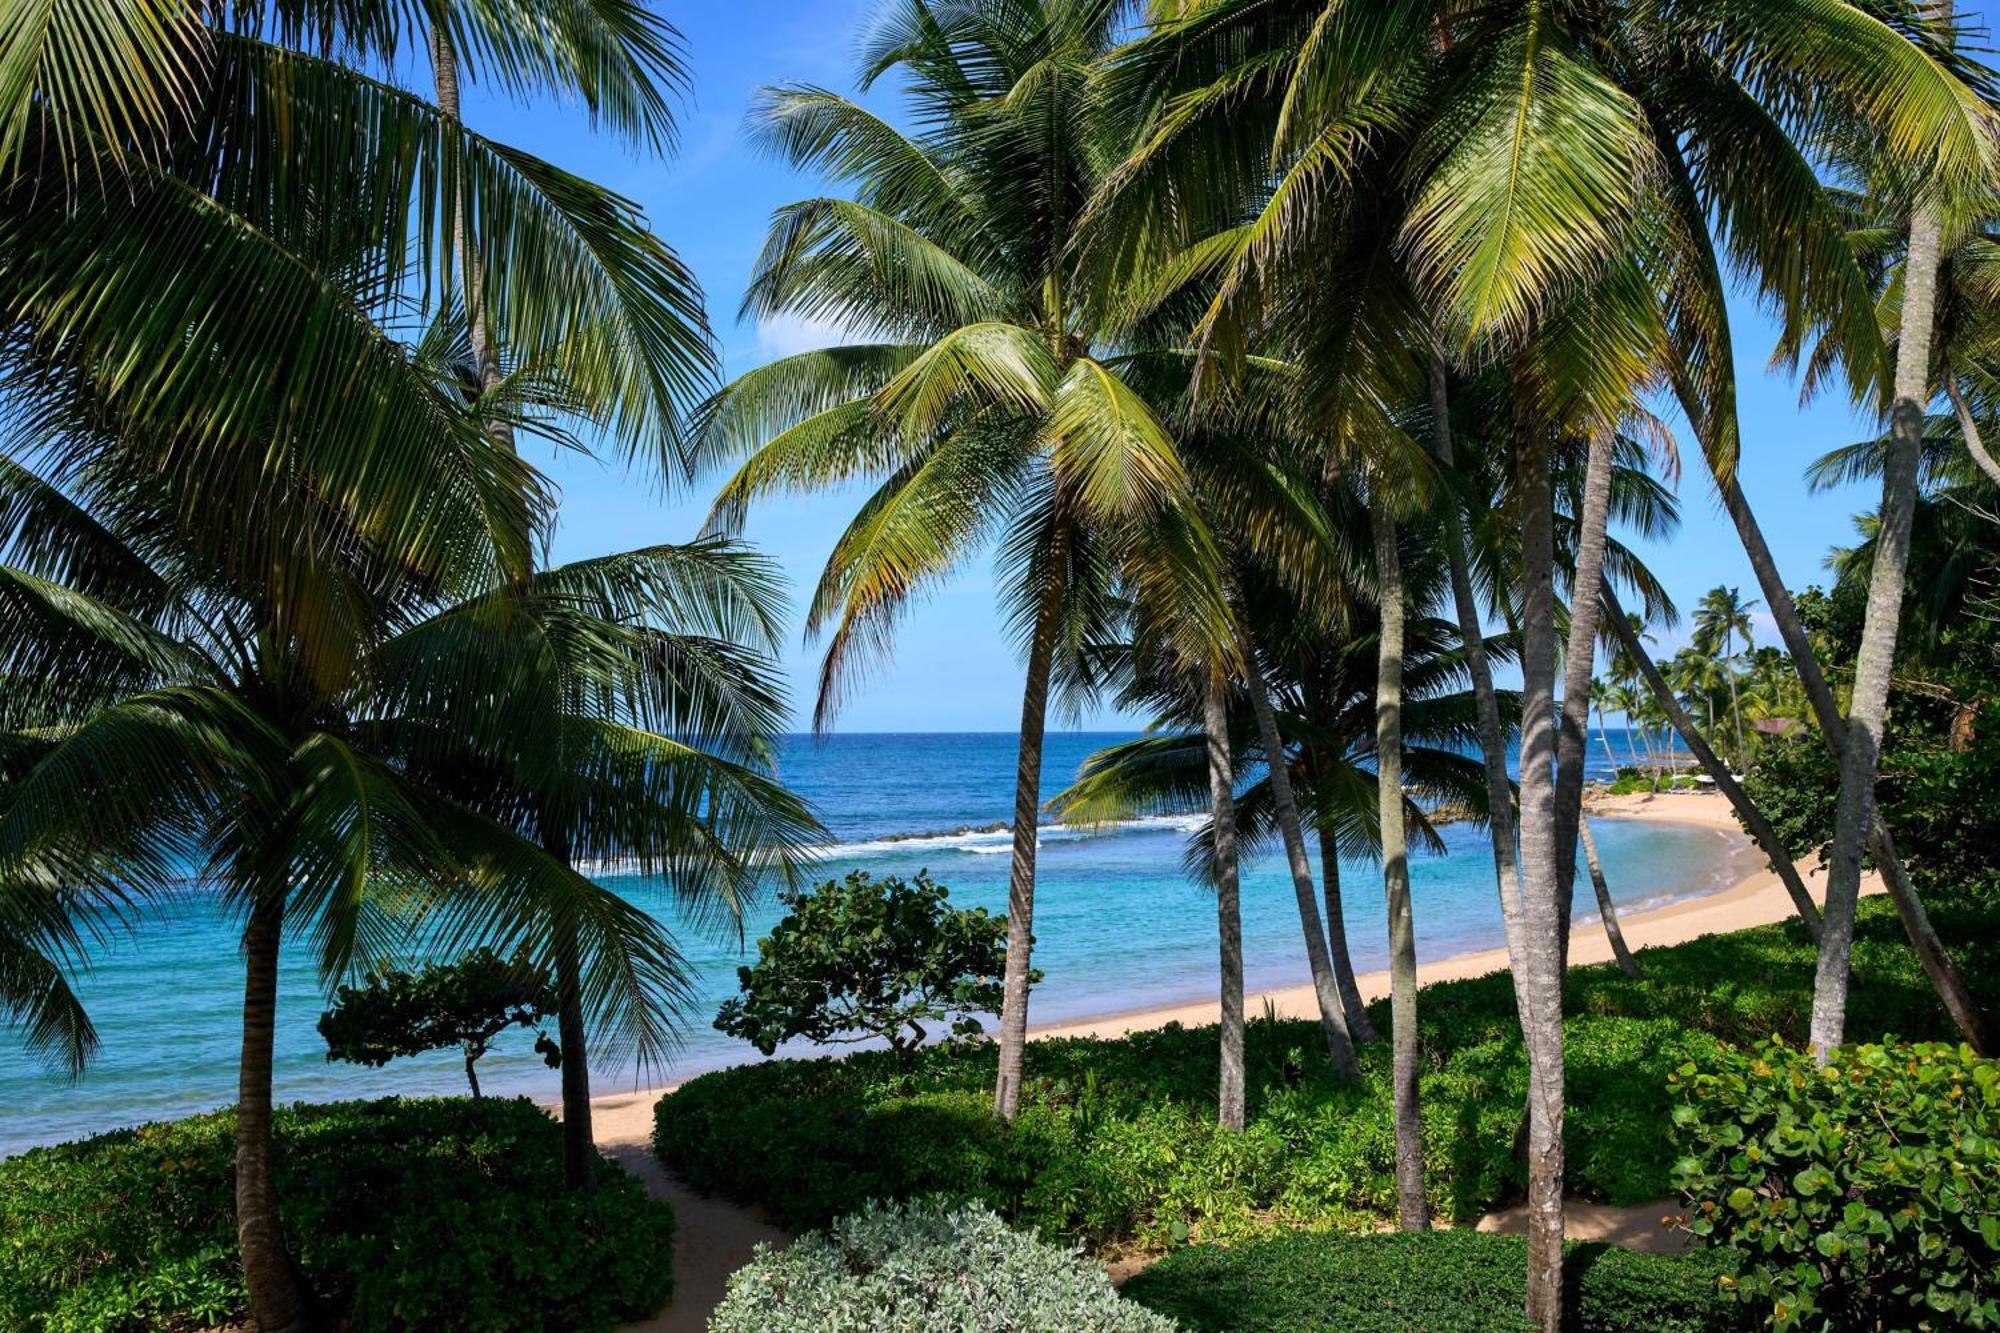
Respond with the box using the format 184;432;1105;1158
1605;585;1823;938
1241;633;1360;1078
1699;407;1991;1049
431;31;620;1175
1513;433;1568;1333
1576;819;1639;978
1370;495;1426;1229
1205;671;1246;1132
553;919;597;1191
1427;363;1539;1044
1813;203;1942;1056
428;29;507;431
1554;427;1615;970
1722;630;1748;771
237;892;315;1333
995;527;1065;1120
1314;812;1376;1041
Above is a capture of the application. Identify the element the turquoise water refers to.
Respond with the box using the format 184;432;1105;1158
1;730;1741;1157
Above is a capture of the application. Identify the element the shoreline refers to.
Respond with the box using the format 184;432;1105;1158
590;790;1866;1144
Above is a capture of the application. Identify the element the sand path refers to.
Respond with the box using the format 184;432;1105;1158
607;791;1857;1328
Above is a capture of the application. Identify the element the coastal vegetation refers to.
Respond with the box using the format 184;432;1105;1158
713;870;1028;1061
318;948;562;1099
5;0;2000;1329
1123;1231;1745;1333
0;1098;674;1332
655;896;1996;1245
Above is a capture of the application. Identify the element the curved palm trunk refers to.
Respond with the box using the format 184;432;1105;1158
1241;634;1360;1079
1514;434;1568;1333
1554;427;1615;971
1428;364;1534;991
1205;672;1246;1132
994;530;1065;1120
237;893;315;1333
1594;703;1620;777
1605;584;1822;938
1576;819;1639;978
1315;816;1376;1042
1370;495;1426;1229
1813;204;1941;1056
1700;400;1990;1050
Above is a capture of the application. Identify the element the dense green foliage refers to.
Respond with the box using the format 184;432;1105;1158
1673;1039;1999;1331
0;1098;673;1332
709;1198;1178;1332
715;871;1028;1060
658;898;1994;1247
1122;1229;1746;1333
318;948;560;1096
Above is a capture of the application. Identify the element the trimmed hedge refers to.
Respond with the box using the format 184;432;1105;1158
710;1197;1179;1332
655;898;1991;1247
0;1096;674;1332
1121;1229;1747;1332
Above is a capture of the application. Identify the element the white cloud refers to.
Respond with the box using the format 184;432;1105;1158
754;311;863;361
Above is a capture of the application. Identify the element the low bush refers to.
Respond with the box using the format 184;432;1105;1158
1121;1228;1747;1332
708;1196;1178;1332
0;1096;674;1332
657;897;1995;1247
1673;1038;2000;1331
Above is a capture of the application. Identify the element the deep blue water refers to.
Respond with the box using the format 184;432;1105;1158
1;729;1737;1156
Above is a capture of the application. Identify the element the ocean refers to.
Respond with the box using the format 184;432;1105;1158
1;729;1742;1157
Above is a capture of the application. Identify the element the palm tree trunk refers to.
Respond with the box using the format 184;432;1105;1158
1576;819;1639;978
1554;426;1616;971
237;893;315;1333
553;920;597;1192
1605;584;1823;938
1812;203;1942;1056
995;527;1065;1120
1241;631;1360;1079
1315;815;1376;1041
1370;495;1426;1229
1513;432;1568;1333
1595;703;1619;778
1205;671;1246;1132
1428;362;1535;997
1703;414;1990;1049
1723;632;1748;771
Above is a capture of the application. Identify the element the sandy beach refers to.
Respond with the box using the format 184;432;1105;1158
593;789;1878;1328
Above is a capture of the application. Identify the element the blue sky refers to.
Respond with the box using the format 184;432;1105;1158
453;1;1944;732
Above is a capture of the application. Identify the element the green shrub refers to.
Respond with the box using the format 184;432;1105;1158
709;1197;1179;1332
713;869;1033;1061
0;1097;674;1332
1121;1229;1747;1332
657;898;1994;1248
1672;1039;2000;1331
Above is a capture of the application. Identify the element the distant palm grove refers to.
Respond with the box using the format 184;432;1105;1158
2;2;1998;1332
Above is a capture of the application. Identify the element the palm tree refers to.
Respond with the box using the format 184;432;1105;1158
372;529;823;1192
416;7;724;1190
0;415;699;1333
3;4;721;1323
1693;586;1760;771
691;0;1228;1122
1367;485;1426;1229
